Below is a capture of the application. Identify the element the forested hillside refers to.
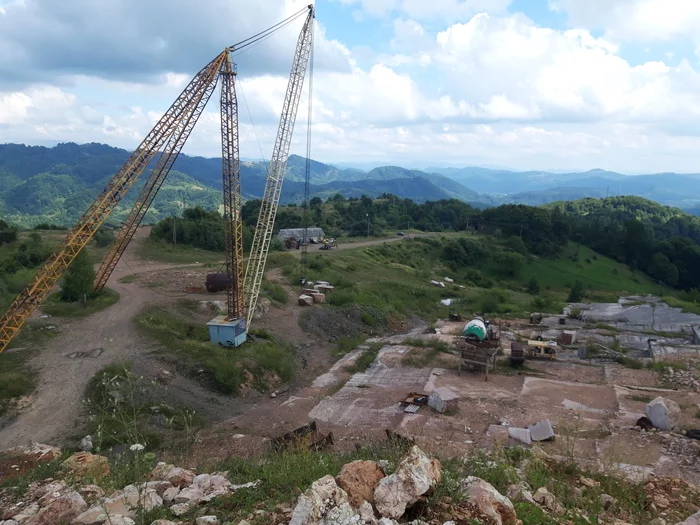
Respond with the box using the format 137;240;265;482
146;193;700;294
0;143;481;226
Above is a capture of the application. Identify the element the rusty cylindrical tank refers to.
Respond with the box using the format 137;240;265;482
205;273;232;292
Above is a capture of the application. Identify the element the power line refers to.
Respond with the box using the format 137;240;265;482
229;7;309;54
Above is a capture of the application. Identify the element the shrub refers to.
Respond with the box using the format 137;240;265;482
60;249;95;302
526;276;540;295
568;280;585;302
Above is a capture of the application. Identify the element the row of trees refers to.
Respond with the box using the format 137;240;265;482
149;194;700;292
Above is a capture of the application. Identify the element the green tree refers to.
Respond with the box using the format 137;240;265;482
93;229;115;248
648;252;679;287
527;276;540;295
61;249;95;303
568;280;585;302
310;196;322;208
492;252;525;277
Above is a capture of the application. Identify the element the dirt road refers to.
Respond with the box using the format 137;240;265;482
0;229;242;448
290;232;436;257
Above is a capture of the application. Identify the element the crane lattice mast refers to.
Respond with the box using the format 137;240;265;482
220;53;245;320
0;54;225;353
0;6;314;353
244;4;315;329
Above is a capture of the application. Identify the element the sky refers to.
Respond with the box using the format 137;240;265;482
3;0;700;173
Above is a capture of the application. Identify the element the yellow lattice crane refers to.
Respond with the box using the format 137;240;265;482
0;5;315;353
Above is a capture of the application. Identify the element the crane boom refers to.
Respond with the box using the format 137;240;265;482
244;4;315;328
220;54;245;320
0;52;226;354
93;52;226;292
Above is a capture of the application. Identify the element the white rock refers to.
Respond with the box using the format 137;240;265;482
9;502;39;522
174;485;204;505
507;482;536;505
170;502;191;516
79;436;93;452
289;475;359;525
106;517;135;525
378;520;399;525
358;501;376;525
533;487;565;515
428;392;446;414
646;397;681;431
461;477;518;525
677;510;700;525
162;486;181;503
374;446;441;519
195;517;219;525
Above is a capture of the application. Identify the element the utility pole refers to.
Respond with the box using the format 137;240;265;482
172;216;177;245
366;213;370;238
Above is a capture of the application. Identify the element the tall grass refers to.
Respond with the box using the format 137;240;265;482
134;307;293;395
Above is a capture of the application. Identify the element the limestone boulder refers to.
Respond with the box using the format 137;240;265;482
23;488;86;525
533;487;565;515
462;477;519;525
60;452;110;481
676;510;700;525
336;461;385;509
646;397;681;431
289;475;358;525
374;446;441;519
506;482;536;506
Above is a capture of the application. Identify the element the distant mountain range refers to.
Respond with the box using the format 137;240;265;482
2;142;700;227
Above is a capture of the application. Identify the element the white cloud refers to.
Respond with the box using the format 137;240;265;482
5;2;700;173
550;0;700;42
338;0;511;22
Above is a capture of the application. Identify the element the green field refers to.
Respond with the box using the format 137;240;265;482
136;237;224;265
519;242;661;294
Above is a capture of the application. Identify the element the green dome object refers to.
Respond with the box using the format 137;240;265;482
463;318;487;341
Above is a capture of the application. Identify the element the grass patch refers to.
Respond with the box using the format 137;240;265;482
205;442;413;524
40;288;119;318
628;394;653;403
134;307;293;395
0;349;37;417
662;296;700;316
119;274;138;284
136;238;223;265
261;280;289;305
520;242;658;294
647;360;687;371
335;335;366;358
84;362;204;453
346;343;382;373
596;323;618;331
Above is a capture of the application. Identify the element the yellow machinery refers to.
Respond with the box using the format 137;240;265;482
527;340;558;359
0;6;315;353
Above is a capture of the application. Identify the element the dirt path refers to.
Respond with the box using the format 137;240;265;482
288;232;436;257
0;230;437;448
0;229;244;448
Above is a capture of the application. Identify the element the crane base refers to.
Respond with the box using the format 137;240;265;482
207;315;247;348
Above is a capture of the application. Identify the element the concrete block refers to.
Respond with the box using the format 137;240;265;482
444;277;454;283
528;419;555;442
310;292;326;304
645;397;681;430
507;427;532;445
298;294;314;306
428;392;446;413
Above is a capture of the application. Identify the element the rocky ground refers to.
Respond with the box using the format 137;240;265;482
1;441;700;525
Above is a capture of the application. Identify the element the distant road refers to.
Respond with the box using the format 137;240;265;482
294;232;437;256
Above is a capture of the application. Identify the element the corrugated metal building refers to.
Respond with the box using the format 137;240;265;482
277;227;325;243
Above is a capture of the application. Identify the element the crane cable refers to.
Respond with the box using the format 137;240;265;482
300;18;315;284
229;6;310;54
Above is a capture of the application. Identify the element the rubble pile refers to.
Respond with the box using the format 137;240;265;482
663;367;700;391
0;452;259;525
2;443;700;525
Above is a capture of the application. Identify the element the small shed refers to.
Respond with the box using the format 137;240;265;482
278;227;325;244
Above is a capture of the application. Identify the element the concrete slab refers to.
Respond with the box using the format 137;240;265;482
528;420;555;441
508;427;532;445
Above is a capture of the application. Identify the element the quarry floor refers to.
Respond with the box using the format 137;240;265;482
197;319;700;486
